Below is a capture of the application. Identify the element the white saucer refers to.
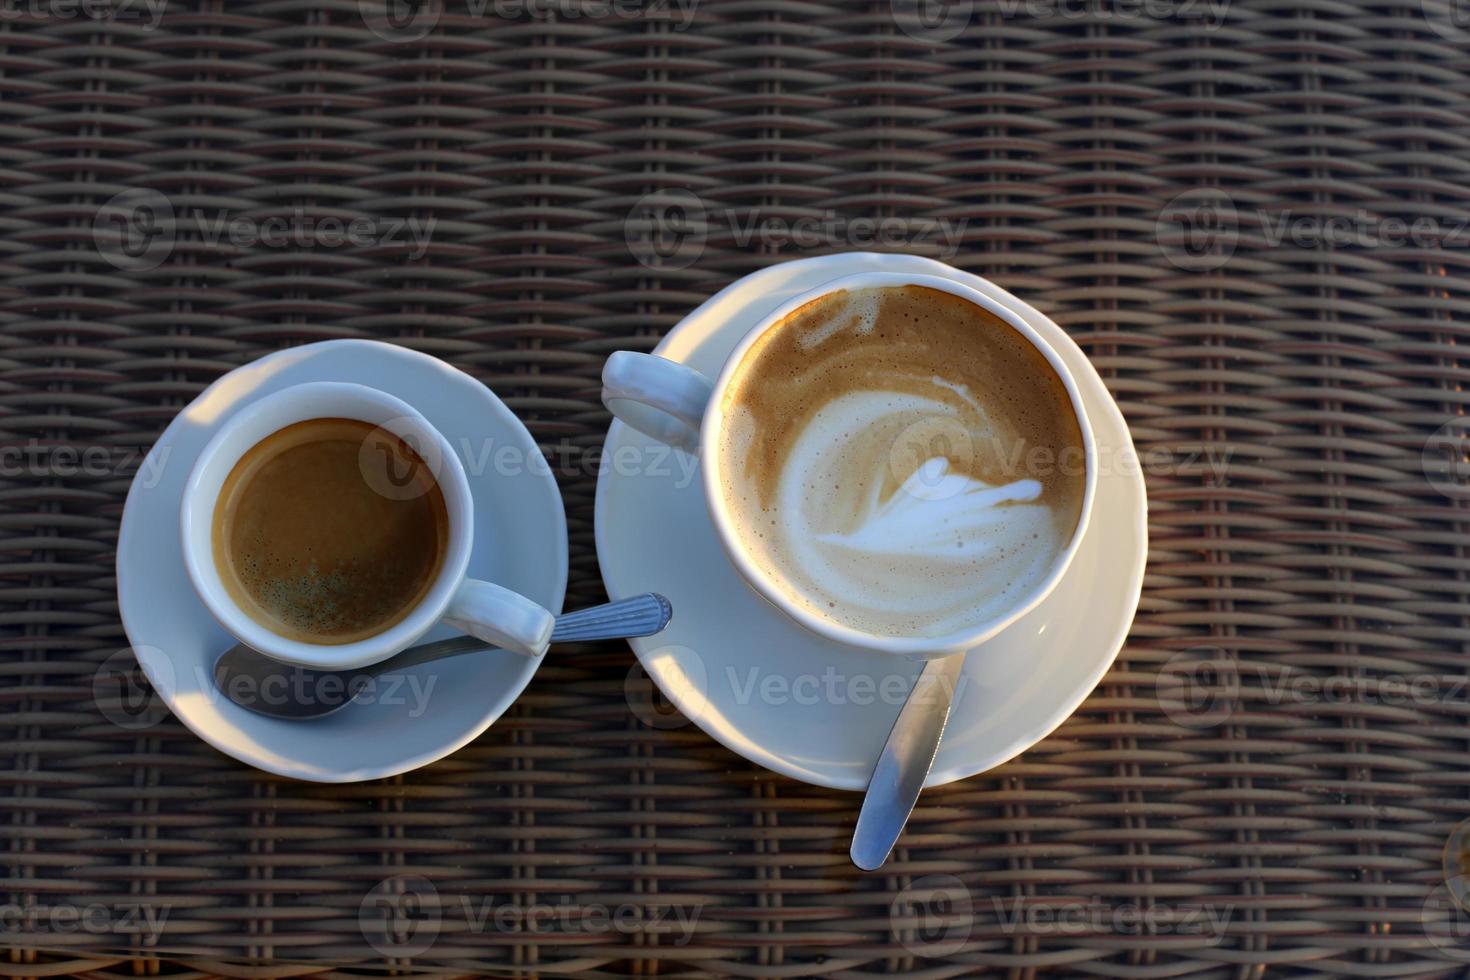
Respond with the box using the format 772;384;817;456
117;340;567;782
595;253;1147;791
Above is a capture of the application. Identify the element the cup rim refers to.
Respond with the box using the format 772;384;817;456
179;381;474;670
699;271;1099;658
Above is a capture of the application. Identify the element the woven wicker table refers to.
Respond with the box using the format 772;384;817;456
3;0;1469;975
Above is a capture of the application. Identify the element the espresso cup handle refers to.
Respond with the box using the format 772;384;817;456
601;351;714;454
442;579;556;659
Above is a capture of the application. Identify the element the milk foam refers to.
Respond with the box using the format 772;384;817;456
797;289;880;349
718;284;1086;641
764;390;1061;637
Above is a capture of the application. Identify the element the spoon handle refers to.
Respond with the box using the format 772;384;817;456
551;592;672;642
369;593;672;672
850;652;967;871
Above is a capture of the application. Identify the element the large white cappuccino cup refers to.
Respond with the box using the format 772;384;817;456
602;272;1097;660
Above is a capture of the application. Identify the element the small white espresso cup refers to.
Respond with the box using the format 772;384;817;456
181;381;555;670
602;271;1098;660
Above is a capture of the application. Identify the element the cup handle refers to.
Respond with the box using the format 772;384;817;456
442;579;555;659
601;351;714;454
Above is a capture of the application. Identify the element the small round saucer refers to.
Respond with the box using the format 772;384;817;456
595;253;1147;791
117;340;567;782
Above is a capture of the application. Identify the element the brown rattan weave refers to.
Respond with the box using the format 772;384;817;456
2;0;1469;975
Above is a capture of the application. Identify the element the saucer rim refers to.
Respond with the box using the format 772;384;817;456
117;338;569;782
594;252;1147;791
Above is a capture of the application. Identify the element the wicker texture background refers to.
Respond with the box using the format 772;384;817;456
2;0;1469;975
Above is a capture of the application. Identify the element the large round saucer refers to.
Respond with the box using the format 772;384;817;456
595;253;1147;790
117;340;568;782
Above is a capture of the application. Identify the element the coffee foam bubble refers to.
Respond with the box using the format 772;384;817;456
717;284;1086;640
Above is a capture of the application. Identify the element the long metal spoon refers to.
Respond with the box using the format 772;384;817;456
214;593;671;720
850;653;967;871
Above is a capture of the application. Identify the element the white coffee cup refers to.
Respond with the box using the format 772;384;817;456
181;381;555;669
602;271;1097;660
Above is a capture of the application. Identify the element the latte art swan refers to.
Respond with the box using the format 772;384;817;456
717;286;1086;639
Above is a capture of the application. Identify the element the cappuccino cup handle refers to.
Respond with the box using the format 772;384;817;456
601;351;714;455
442;579;556;659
